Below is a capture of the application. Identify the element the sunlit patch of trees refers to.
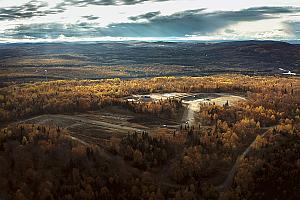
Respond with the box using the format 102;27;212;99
125;99;182;118
166;117;259;185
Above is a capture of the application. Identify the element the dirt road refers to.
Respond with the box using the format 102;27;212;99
181;100;201;124
217;127;274;192
181;94;246;125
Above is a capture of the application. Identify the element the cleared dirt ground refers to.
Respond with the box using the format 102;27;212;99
17;106;181;146
15;93;247;155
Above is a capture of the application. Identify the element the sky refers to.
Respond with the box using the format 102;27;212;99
0;0;300;42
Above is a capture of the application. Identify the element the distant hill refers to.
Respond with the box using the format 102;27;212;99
0;40;299;83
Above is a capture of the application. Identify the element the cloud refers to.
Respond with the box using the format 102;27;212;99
285;21;300;37
0;0;47;21
82;15;100;20
61;0;168;7
58;0;115;7
102;7;300;37
129;11;161;21
4;23;99;39
0;0;169;22
2;6;300;39
210;6;300;21
0;0;66;21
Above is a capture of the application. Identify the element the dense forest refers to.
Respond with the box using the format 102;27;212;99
0;75;298;122
0;75;299;199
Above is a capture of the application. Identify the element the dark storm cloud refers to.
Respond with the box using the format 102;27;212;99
0;0;66;21
129;11;161;21
3;6;300;39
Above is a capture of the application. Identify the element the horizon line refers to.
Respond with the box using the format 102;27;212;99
0;37;300;44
